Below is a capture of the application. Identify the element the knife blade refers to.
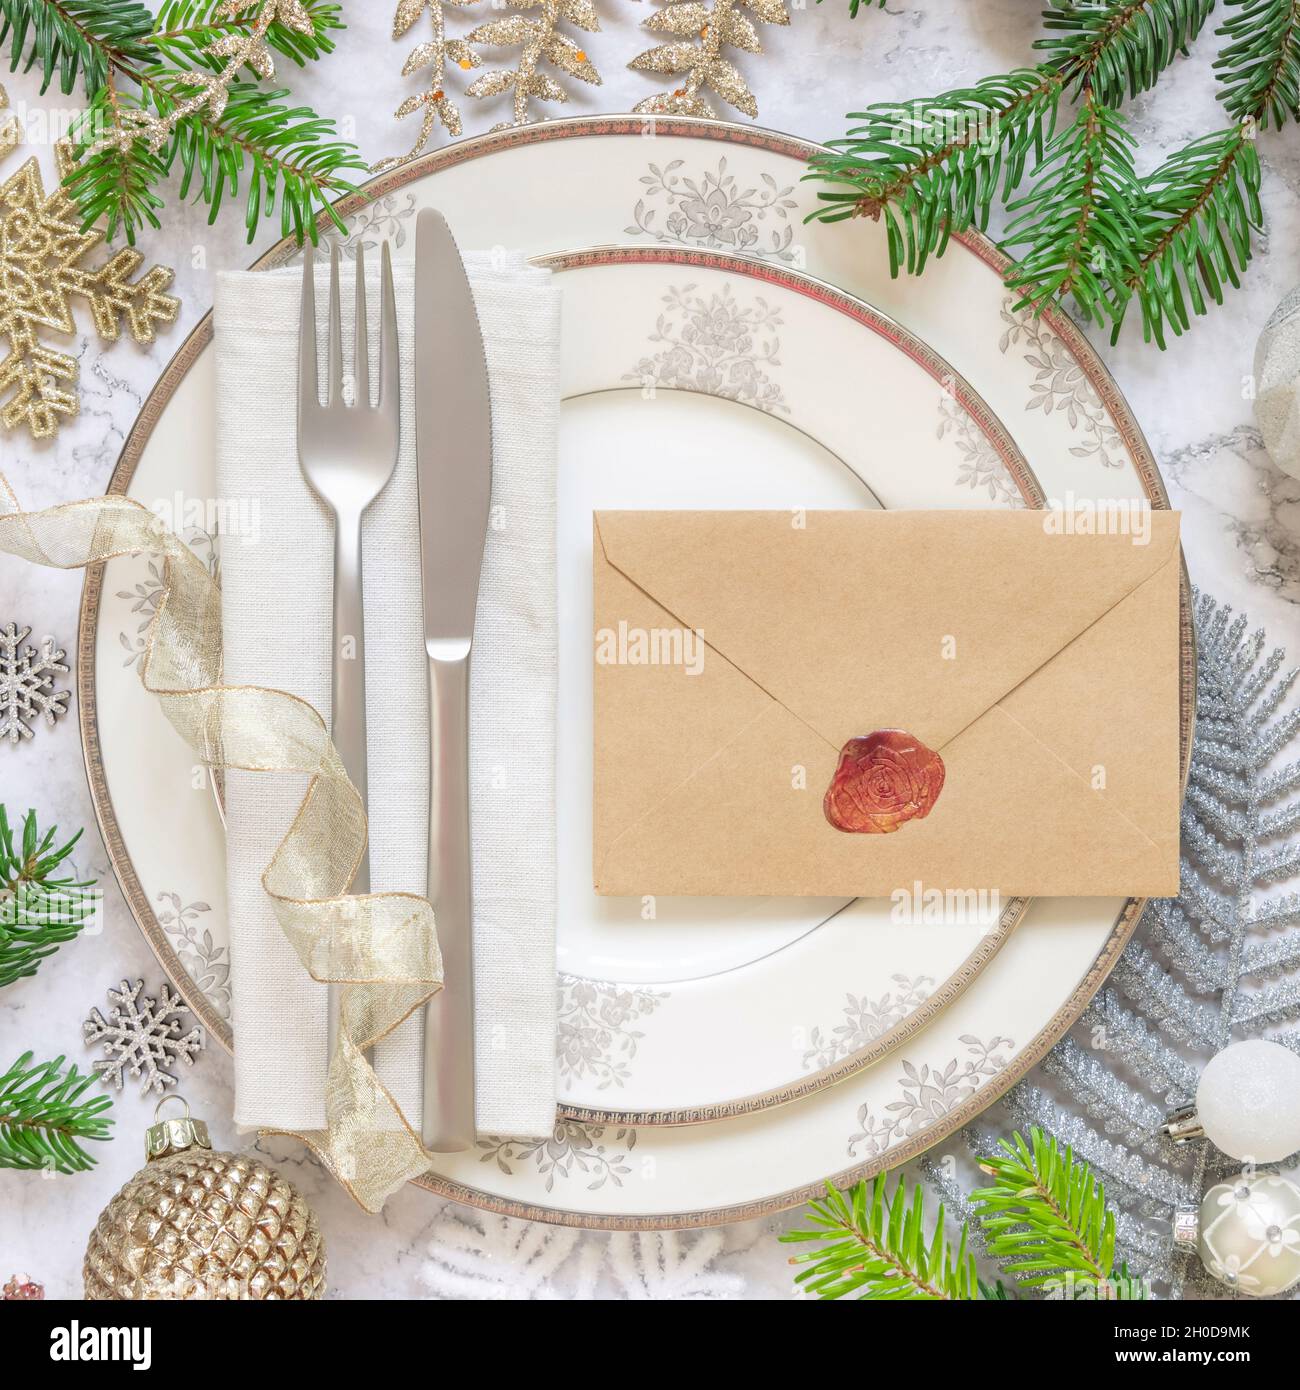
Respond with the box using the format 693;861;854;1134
415;208;492;1151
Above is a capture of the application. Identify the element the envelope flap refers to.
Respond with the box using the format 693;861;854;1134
594;509;1180;750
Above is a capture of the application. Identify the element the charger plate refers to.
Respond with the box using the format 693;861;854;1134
81;115;1192;1228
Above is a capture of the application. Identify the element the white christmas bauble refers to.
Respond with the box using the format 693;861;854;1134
1196;1039;1300;1163
1199;1174;1300;1297
1255;286;1300;481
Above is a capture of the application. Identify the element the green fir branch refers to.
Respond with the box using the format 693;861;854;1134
0;1;362;244
0;1053;113;1173
68;75;363;242
173;79;361;240
971;1130;1146;1298
812;67;1067;276
782;1173;980;1300
783;1127;1141;1300
148;0;341;72
0;0;153;94
816;0;1292;345
1215;0;1300;129
1127;126;1262;346
1035;0;1216;105
0;806;96;989
65;91;169;238
810;2;1201;249
1002;87;1144;326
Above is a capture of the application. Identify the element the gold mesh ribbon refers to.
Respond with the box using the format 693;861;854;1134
0;479;442;1212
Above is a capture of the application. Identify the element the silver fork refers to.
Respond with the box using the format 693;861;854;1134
297;239;399;1062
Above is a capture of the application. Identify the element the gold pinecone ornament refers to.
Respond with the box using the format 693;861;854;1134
84;1098;326;1300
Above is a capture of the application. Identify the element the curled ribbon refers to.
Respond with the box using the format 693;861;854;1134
0;479;442;1211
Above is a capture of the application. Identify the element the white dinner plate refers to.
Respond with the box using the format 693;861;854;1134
81;116;1191;1227
93;243;1035;1122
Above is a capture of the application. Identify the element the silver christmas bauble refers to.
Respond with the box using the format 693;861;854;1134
1199;1173;1300;1297
1197;1039;1300;1163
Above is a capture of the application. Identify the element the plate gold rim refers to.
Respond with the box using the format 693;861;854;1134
78;112;1194;1229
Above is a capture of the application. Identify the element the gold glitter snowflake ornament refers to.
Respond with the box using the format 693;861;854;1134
0;85;178;441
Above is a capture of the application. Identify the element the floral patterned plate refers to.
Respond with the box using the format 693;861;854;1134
92;241;1036;1124
545;246;1040;1120
82;116;1190;1227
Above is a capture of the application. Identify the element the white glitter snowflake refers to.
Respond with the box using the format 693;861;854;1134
0;622;69;746
84;979;204;1096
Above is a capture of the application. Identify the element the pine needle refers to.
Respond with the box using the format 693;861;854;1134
0;805;96;989
782;1173;979;1300
0;1052;114;1173
1215;0;1300;130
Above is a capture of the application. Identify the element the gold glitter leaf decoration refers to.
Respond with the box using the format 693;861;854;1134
373;0;484;174
94;0;311;158
527;72;567;102
564;0;600;28
277;0;314;28
470;16;529;44
720;11;762;51
466;0;601;128
630;41;699;76
465;68;517;99
547;32;595;78
402;40;442;72
630;0;788;120
646;2;711;32
0;88;178;442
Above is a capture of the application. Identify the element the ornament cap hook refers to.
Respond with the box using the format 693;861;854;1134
153;1093;191;1124
145;1093;211;1162
1160;1102;1205;1144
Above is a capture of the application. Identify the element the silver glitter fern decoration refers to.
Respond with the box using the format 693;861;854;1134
925;591;1300;1299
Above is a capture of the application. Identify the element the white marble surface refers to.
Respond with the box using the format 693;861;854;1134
2;2;1300;1300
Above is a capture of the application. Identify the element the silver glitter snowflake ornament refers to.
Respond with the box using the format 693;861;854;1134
84;979;204;1096
0;622;69;745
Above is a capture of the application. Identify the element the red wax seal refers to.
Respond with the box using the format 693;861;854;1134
823;730;945;834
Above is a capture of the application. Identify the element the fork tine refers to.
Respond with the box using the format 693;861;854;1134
328;242;343;405
298;239;317;415
354;242;369;409
379;240;398;410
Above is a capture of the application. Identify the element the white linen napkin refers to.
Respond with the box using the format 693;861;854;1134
215;251;560;1141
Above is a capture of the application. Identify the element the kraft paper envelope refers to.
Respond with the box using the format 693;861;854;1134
593;510;1182;899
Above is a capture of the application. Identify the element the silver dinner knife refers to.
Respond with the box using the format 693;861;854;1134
415;208;491;1151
